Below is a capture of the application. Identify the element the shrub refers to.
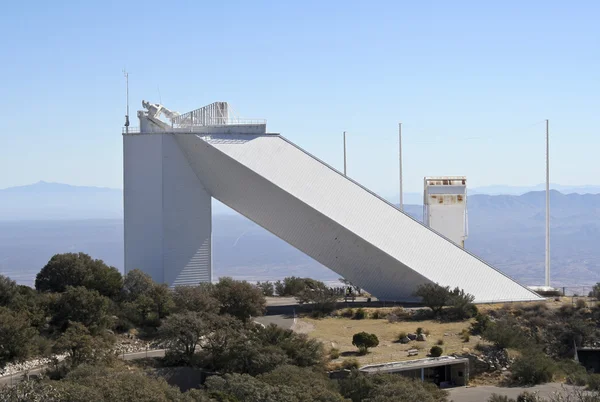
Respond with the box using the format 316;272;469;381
576;299;587;309
516;391;544;402
445;287;477;321
391;307;408;318
387;313;399;323
430;346;443;357
340;358;359;370
588;374;600;391
414;283;450;314
354;308;367;320
488;395;513;402
424;329;431;336
352;332;379;355
511;351;556;385
330;348;340;360
397;332;408;342
483;318;528;350
342;308;354;318
416;327;424;335
461;329;470;342
371;310;383;319
471;313;491;335
256;281;275;297
437;339;444;346
558;359;588;386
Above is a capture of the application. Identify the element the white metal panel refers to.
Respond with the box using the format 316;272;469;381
176;133;541;302
124;133;212;286
162;134;212;286
427;204;465;246
123;134;164;281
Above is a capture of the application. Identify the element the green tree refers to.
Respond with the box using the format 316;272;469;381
352;332;379;355
172;284;219;314
52;321;114;368
158;312;214;360
213;277;266;322
84;261;123;300
339;371;448;402
259;325;324;367
0;307;37;368
50;286;111;333
297;282;339;315
0;275;18;307
589;283;600;298
259;365;346;401
35;253;122;298
0;380;67;402
150;283;175;319
122;269;155;301
445;287;477;321
62;363;195;401
414;283;450;314
206;372;345;402
256;281;275;297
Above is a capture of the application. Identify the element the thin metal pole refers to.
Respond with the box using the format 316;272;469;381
398;123;403;211
343;131;347;176
123;70;130;134
545;119;550;287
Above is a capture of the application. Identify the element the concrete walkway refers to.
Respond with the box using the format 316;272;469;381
448;382;584;401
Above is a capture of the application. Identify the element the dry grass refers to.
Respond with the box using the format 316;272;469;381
299;315;485;367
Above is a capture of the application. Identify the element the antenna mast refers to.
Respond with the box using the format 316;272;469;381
343;131;347;176
545;119;550;287
123;70;130;133
398;122;403;211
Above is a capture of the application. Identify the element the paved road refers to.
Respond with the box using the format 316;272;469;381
448;383;584;401
255;299;297;330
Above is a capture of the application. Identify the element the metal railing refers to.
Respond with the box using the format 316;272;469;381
174;117;267;127
122;120;267;134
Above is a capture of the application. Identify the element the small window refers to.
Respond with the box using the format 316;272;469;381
458;371;463;377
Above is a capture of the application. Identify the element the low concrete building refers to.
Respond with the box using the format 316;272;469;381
359;356;469;388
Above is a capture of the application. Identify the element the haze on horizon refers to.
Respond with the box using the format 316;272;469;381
1;1;599;196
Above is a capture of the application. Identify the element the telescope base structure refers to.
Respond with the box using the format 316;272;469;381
123;132;542;303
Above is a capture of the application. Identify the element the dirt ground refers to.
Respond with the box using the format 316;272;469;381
299;312;483;366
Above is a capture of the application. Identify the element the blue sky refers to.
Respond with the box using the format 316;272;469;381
1;0;598;197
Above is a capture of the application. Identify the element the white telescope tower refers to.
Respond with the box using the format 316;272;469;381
423;177;468;248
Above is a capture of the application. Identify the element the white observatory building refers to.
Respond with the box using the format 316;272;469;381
423;177;468;248
123;101;541;303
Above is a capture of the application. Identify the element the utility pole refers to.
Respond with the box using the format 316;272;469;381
123;69;130;134
398;123;403;211
545;119;550;287
343;131;347;176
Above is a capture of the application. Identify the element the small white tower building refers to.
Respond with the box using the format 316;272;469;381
423;177;468;248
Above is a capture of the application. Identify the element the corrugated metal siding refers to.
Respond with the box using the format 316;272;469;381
162;135;211;286
176;133;541;302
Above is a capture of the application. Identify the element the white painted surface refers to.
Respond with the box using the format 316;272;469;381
123;132;211;286
161;134;212;286
173;133;541;302
424;177;468;247
123;134;164;281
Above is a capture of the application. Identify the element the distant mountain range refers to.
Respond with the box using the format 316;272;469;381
392;184;600;205
2;181;599;220
1;182;600;289
0;181;123;220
